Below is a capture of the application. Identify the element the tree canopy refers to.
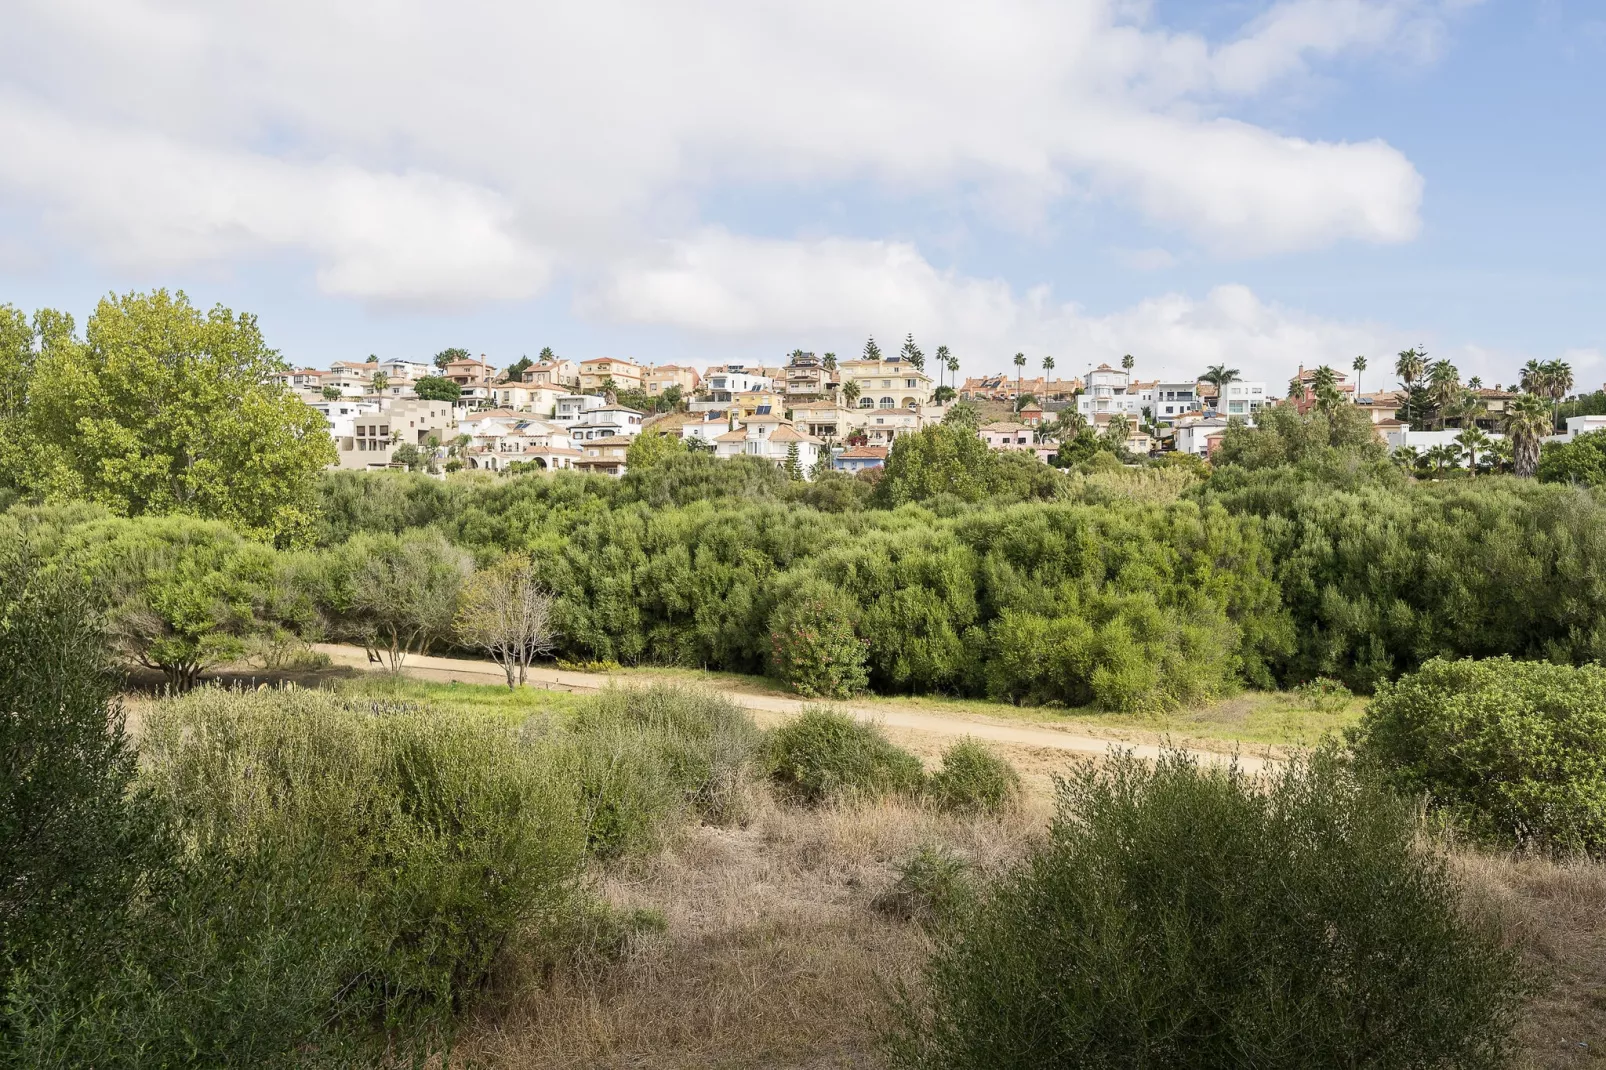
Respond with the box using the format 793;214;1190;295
16;291;335;544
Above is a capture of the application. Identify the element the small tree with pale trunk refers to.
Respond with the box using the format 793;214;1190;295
457;555;558;688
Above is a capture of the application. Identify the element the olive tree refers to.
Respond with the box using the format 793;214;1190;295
329;531;473;671
456;555;557;687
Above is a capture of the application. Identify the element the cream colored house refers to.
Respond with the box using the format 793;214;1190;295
838;357;934;414
578;358;644;393
645;365;700;395
521;359;578;389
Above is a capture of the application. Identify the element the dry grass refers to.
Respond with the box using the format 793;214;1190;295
453;791;1047;1069
1454;851;1606;1068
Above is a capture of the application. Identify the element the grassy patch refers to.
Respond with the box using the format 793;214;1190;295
332;674;592;722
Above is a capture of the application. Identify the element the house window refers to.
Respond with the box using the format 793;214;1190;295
905;379;917;388
879;397;894;409
882;380;891;388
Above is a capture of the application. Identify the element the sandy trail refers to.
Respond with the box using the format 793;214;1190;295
313;644;1274;774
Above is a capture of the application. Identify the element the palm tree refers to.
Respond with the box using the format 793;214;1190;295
1456;426;1490;475
1393;445;1420;473
933;345;949;391
1352;355;1367;398
1426;360;1461;430
822;352;837;373
1489;436;1514;473
1504;392;1552;478
1544;359;1573;430
1042;355;1055;387
842;380;861;409
1423;443;1454;476
370;370;389;393
1467;376;1482;391
1396;347;1427;425
1106;412;1132;445
1200;365;1240;411
1121;354;1135;374
1012;352;1027;412
1310;365;1342;412
946;350;960;392
1518;359;1545;395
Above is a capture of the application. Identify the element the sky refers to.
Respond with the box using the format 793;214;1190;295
0;0;1602;390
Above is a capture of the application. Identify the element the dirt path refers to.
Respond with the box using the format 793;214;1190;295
313;644;1274;774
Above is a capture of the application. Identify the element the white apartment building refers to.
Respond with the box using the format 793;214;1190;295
1173;417;1232;457
1549;415;1606;443
328;397;456;470
378;358;433;382
712;416;823;472
490;384;567;415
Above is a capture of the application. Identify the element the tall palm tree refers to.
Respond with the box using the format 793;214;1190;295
1489;436;1514;473
1396;347;1427;426
1042;354;1055;385
822;352;837;373
1544;359;1573;430
1518;358;1546;396
933;345;950;391
842;380;861;409
1106;412;1131;445
1456;426;1490;475
1504;392;1552;478
947;350;961;395
1352;355;1367;398
1013;352;1027;412
1467;376;1482;390
1426;360;1461;430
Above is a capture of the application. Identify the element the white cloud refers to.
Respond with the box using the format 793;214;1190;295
0;0;1446;303
1115;247;1179;271
591;230;1399;383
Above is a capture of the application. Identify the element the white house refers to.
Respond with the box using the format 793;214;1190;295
1216;381;1269;417
552;393;610;425
1152;382;1204;423
1077;364;1144;418
1173;416;1232;457
1386;428;1505;453
1549;415;1606;443
712;417;823;472
702;366;774;403
378;358;433;382
490;384;566;415
569;405;646;442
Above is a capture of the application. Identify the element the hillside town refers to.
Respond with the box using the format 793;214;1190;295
283;345;1606;479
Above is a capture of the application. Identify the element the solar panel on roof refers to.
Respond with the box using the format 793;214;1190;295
756;405;771;414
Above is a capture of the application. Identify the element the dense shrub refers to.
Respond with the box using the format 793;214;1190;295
1538;429;1606;486
927;739;1020;814
1352;657;1606;854
1201;468;1606;689
573;684;765;840
888;748;1524;1069
142;689;588;1014
767;582;870;697
768;708;926;805
0;548;166;1056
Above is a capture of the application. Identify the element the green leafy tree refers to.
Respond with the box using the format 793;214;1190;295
1538;429;1606;486
326;531;474;670
863;336;883;362
321;384;343;400
625;429;688;471
502;355;532;382
364;353;378;363
28;291;335;544
456;554;557;687
877;423;998;505
433;346;470;370
413;375;463;402
784;442;804;481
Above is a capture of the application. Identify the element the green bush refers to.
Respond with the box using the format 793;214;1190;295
0;547;167;1059
927;739;1020;814
768;707;926;805
1352;656;1606;854
138;688;587;1022
767;584;869;698
874;845;975;925
567;685;765;857
888;748;1524;1070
